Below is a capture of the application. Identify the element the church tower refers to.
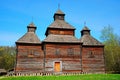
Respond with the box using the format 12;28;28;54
15;22;44;73
53;9;65;20
80;25;105;73
43;9;82;73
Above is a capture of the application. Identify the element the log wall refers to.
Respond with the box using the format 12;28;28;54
15;44;44;73
44;43;82;72
81;46;105;73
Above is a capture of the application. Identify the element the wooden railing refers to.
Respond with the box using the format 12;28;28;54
7;72;88;76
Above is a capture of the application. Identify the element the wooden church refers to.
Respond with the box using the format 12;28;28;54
15;9;105;74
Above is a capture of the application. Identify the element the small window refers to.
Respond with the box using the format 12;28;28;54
68;48;74;55
89;51;94;58
58;16;63;20
55;48;60;55
28;49;34;57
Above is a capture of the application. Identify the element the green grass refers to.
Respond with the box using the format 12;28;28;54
0;74;120;80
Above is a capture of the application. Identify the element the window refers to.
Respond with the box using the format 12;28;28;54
58;16;63;20
68;48;74;56
88;51;94;58
28;49;34;57
55;48;60;55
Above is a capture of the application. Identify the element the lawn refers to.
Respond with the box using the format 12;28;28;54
0;74;120;80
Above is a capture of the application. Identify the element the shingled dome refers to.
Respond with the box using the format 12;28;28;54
16;22;41;44
48;9;75;29
80;26;103;46
48;20;75;29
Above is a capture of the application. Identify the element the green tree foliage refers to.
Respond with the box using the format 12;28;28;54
100;26;120;73
0;46;16;71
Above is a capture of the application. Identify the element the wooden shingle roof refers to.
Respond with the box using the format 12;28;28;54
80;35;103;46
43;34;80;43
48;9;75;29
16;22;41;44
48;20;75;29
16;32;41;44
80;26;103;46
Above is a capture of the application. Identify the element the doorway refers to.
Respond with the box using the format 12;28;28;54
54;62;61;72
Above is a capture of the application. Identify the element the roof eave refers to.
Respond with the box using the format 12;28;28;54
82;45;104;47
16;42;41;45
42;41;82;44
48;27;75;30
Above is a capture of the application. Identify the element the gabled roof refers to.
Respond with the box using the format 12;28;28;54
16;32;41;44
43;34;80;43
80;35;103;46
48;20;75;29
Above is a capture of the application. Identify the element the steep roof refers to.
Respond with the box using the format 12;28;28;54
48;20;75;29
16;22;41;44
43;34;80;43
16;32;41;44
80;26;103;46
80;35;103;46
48;9;75;29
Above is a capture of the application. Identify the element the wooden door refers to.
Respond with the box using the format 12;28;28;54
54;62;60;72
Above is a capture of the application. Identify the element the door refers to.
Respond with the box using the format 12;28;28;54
54;62;60;72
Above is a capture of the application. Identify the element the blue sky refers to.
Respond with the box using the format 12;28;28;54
0;0;120;46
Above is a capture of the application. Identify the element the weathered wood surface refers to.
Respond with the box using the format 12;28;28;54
81;46;105;73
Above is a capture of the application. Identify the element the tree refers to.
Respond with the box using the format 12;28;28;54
100;26;120;73
0;46;16;71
